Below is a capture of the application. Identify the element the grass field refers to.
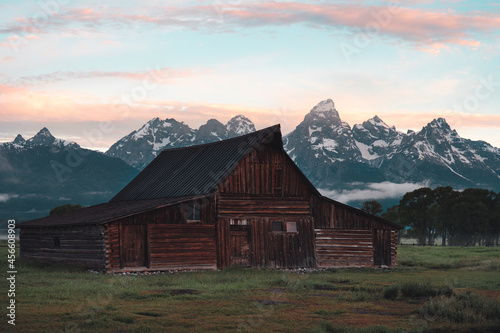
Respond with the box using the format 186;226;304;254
1;244;499;332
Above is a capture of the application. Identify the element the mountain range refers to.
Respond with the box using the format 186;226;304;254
283;99;500;192
106;115;255;169
0;128;138;222
2;99;499;222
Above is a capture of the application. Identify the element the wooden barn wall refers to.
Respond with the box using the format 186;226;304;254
105;197;216;271
217;217;316;269
218;195;310;218
148;224;216;270
391;230;398;266
315;229;374;268
218;144;311;197
312;196;394;230
20;225;106;270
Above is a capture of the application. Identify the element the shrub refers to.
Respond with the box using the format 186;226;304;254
383;285;399;299
420;291;500;323
437;285;454;297
401;282;437;298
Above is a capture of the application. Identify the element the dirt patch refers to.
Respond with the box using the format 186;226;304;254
135;311;162;317
472;289;500;299
262;288;285;294
350;308;399;316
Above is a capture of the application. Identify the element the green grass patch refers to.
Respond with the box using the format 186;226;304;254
2;243;500;332
383;285;400;299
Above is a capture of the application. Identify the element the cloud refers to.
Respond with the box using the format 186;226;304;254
0;193;19;202
1;3;498;50
319;182;427;204
11;67;193;87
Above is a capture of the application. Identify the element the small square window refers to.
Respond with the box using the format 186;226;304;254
286;222;297;233
272;221;283;232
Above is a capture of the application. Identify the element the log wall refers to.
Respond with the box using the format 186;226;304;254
391;230;398;266
20;225;106;270
315;229;374;268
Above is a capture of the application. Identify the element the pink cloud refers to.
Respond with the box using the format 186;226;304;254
10;68;194;87
1;3;498;50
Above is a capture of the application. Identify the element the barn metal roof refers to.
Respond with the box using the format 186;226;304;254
111;124;301;201
19;195;210;227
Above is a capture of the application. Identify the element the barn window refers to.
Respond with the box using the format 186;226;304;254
272;221;283;232
53;237;61;247
187;201;201;222
286;222;297;233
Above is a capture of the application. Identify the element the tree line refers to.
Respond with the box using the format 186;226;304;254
362;187;500;246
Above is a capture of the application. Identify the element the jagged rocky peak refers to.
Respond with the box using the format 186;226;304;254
28;127;56;145
226;115;256;137
368;115;390;128
305;99;344;129
309;99;339;116
197;119;227;143
428;118;452;131
13;134;25;144
420;118;457;141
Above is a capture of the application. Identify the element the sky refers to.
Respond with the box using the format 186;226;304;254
1;0;499;152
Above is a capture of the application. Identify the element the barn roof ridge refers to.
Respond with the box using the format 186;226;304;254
157;123;281;153
110;124;285;201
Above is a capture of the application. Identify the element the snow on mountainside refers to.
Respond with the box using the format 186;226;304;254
283;99;386;187
226;115;256;138
353;116;404;163
0;128;138;221
106;115;257;169
1;127;80;152
284;99;500;192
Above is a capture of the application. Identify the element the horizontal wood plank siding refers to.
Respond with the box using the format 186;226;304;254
148;224;216;270
20;225;106;270
105;196;217;271
219;195;310;217
315;229;374;268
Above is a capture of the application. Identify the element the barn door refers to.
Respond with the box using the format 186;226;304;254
373;229;391;266
229;225;251;267
121;224;147;267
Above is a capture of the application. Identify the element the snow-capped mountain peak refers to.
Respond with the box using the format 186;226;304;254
226;115;256;138
106;115;256;169
13;134;25;144
28;127;56;145
309;99;341;121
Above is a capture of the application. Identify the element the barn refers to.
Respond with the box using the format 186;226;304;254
19;125;402;272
